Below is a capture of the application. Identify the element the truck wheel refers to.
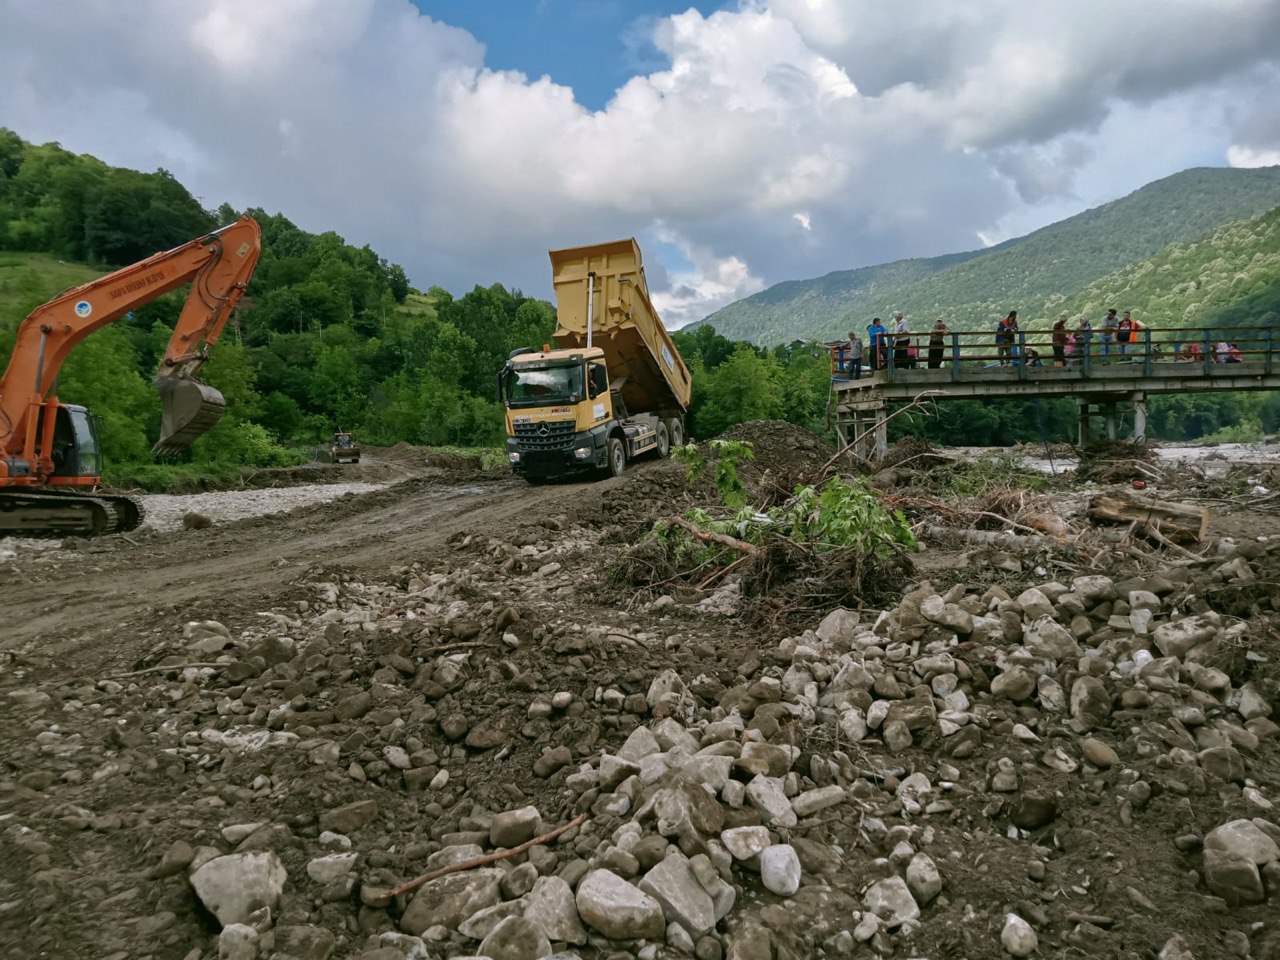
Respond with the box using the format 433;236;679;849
656;421;671;458
606;437;626;478
665;418;684;448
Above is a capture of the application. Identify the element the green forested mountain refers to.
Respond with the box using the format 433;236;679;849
1038;203;1280;330
701;166;1280;344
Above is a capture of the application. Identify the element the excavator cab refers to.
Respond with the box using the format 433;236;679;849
48;405;102;480
154;375;226;456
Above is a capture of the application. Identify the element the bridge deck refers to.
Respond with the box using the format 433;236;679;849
833;360;1280;404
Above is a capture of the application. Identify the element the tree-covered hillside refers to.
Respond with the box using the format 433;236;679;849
0;130;557;480
702;166;1280;344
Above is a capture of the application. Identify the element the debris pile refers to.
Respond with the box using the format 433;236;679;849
2;431;1280;960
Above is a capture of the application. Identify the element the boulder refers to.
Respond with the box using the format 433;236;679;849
1070;677;1111;730
575;869;665;941
759;845;801;897
190;852;287;927
720;826;772;862
745;775;797;828
815;608;860;644
905;852;942;905
523;876;587;945
490;806;542;848
862;876;919;929
399;870;501;934
1023;616;1080;661
1152;613;1219;658
477;916;552;960
1001;913;1038;957
638;853;716;937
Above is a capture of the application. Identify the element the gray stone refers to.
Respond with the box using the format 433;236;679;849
791;785;845;818
1070;676;1111;730
1198;746;1245;783
905;852;942;905
618;726;663;762
600;754;643;790
991;669;1036;702
275;924;336;960
491;806;542;847
920;595;973;634
1204;819;1280;864
458;901;525;941
478;916;552;960
816;608;860;644
575;869;665;941
1152;613;1219;658
1071;575;1115;605
1000;913;1038;957
400;870;501;934
190;852;287;927
759;844;801;897
1015;588;1055;621
883;720;913;753
745;775;797;828
1023;616;1080;661
862;876;919;929
218;924;259;960
720;826;772;861
639;852;716;938
524;876;587;945
319;799;377;835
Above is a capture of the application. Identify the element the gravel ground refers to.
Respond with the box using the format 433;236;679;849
135;481;387;533
0;481;387;564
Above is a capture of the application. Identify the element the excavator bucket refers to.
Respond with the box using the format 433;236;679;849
153;375;226;456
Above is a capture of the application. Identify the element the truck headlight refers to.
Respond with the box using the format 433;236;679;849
508;451;521;463
573;446;592;459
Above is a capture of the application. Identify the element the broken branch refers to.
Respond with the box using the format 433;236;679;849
388;812;589;897
671;517;759;556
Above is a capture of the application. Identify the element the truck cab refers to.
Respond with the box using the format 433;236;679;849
502;345;670;479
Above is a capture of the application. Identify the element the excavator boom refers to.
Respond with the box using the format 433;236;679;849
0;216;262;536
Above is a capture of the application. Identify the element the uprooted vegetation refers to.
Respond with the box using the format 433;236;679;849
612;439;916;619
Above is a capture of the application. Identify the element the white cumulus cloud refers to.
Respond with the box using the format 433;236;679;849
1;0;1278;327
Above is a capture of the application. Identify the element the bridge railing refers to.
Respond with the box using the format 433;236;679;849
830;325;1277;383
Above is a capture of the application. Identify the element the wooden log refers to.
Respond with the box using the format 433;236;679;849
671;517;760;556
1087;492;1209;543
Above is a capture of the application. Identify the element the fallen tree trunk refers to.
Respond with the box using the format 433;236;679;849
671;517;760;556
1087;492;1208;544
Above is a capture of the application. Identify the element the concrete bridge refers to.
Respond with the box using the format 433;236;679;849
829;326;1280;457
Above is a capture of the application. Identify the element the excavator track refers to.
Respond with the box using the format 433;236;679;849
0;489;145;539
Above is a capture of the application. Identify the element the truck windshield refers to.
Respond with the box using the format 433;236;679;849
502;363;583;407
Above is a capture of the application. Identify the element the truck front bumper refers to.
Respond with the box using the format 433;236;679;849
507;430;605;477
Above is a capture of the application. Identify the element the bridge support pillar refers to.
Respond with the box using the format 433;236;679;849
843;399;887;462
1103;401;1119;441
1133;394;1147;444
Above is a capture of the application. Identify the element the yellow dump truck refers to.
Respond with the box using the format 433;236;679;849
501;238;692;480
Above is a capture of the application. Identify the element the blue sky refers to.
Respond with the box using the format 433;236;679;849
414;1;726;111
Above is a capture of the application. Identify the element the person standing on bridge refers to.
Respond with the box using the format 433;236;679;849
1100;308;1119;362
868;318;887;371
1052;315;1068;366
893;312;911;369
1117;311;1133;356
928;317;950;369
996;310;1018;365
846;330;864;380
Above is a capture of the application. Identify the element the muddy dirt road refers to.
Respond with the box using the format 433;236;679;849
0;472;603;672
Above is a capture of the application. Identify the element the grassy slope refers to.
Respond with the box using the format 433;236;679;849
703;166;1280;344
0;251;101;323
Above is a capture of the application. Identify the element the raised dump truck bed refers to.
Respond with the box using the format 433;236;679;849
549;239;692;417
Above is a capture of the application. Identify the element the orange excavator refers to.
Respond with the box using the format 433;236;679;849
0;216;262;537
